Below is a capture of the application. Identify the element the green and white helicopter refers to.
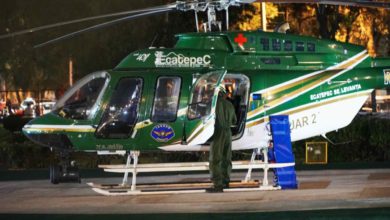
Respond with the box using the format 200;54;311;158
2;0;390;185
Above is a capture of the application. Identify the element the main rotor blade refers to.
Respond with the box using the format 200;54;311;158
251;0;390;9
34;8;173;48
0;3;177;40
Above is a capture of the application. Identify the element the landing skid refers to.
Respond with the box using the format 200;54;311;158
89;149;290;196
88;181;280;196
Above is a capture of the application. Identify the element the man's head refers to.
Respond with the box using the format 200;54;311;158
218;85;227;98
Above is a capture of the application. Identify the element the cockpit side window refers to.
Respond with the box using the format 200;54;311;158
96;78;143;139
151;76;181;122
187;72;220;120
54;72;109;120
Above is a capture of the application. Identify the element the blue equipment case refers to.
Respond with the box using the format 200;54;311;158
269;115;298;189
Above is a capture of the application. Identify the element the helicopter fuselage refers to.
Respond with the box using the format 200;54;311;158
23;31;390;152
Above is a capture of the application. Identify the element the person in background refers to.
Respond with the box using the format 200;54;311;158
24;102;35;118
6;99;13;115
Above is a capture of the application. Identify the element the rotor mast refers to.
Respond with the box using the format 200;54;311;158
177;0;237;32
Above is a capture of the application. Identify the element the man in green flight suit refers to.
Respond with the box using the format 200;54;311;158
207;85;237;193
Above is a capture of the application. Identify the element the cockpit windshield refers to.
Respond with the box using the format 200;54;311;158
54;71;109;120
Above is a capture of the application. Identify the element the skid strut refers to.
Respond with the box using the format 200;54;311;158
121;151;140;191
242;147;277;189
244;148;261;183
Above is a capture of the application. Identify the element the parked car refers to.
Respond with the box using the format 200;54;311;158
11;103;24;116
37;100;56;115
0;100;5;111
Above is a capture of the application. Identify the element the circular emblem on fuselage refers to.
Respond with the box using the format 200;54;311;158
151;124;175;142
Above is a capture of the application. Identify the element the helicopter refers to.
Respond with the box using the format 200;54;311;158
2;0;390;184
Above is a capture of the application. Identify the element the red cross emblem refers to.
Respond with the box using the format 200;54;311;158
234;33;247;47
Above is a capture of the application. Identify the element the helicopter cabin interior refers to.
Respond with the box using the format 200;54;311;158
221;74;250;139
188;72;250;141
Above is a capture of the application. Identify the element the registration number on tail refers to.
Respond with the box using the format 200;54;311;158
290;113;318;131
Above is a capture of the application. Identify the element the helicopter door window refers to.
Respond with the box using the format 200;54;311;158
96;78;142;139
188;72;220;120
54;71;109;120
151;76;181;122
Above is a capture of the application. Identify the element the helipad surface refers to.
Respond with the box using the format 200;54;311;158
0;169;389;214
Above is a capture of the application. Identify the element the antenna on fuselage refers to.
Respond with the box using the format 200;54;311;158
321;133;353;146
149;34;158;48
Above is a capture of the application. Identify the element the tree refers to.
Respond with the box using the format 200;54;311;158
233;3;280;31
337;7;390;56
284;4;318;36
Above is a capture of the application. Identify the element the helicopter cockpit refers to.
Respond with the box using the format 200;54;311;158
53;71;109;120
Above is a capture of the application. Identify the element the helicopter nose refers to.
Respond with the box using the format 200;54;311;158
23;119;73;150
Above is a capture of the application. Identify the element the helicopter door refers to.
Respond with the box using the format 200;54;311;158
185;70;226;146
95;77;143;139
